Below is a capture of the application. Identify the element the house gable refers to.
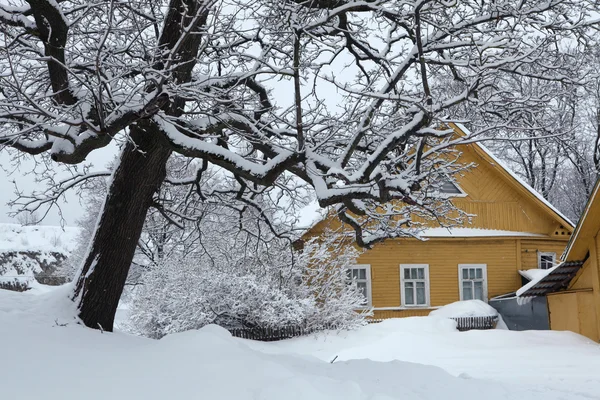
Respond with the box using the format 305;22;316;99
306;124;573;238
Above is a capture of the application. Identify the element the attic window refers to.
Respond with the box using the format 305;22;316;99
439;180;463;195
429;177;466;198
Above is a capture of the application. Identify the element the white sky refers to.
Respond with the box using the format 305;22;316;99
0;144;119;226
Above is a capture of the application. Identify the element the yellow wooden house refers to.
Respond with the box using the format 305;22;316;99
519;179;600;341
305;124;574;319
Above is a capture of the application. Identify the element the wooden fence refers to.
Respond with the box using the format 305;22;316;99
453;315;498;331
228;315;498;341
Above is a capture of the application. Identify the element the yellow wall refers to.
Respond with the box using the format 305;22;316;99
548;290;599;341
570;259;594;290
358;237;566;309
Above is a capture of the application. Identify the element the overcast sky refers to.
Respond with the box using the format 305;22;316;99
0;144;119;227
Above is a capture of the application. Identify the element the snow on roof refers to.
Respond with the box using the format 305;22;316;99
421;228;545;238
516;265;557;297
518;269;550;282
0;223;81;254
516;260;585;298
453;123;575;228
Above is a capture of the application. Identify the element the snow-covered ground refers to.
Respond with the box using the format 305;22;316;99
2;286;599;400
0;223;80;253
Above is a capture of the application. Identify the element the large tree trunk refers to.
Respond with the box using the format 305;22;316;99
73;122;172;331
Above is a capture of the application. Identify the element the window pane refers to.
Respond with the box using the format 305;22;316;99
352;269;359;279
469;268;476;279
462;281;473;300
405;283;414;305
416;287;426;305
404;269;410;280
346;269;352;280
475;268;483;279
410;268;417;279
359;269;366;280
417;268;425;279
474;281;484;301
357;282;367;305
462;269;468;279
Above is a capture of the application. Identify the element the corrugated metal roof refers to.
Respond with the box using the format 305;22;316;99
518;260;585;297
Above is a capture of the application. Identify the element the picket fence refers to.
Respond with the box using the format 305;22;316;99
228;315;498;341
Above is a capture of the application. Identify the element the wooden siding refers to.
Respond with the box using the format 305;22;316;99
548;290;599;342
359;239;520;308
570;259;594;290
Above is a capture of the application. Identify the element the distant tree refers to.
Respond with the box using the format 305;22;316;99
1;0;595;331
15;211;40;226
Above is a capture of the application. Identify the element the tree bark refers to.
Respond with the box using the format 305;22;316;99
73;122;172;331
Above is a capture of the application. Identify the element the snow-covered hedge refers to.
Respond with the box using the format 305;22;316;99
127;234;370;338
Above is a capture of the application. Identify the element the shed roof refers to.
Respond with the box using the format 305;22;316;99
516;260;585;298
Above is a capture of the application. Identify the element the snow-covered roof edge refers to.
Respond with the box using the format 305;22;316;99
453;123;575;229
421;228;545;238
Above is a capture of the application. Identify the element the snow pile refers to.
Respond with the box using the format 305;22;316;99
429;300;498;318
3;288;600;399
519;269;549;282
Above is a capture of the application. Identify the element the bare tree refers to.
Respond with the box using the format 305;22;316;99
0;0;594;330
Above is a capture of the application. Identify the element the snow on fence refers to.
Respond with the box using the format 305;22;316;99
228;316;497;341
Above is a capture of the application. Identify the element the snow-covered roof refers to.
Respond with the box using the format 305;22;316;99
0;223;80;254
421;228;545;238
453;123;575;229
517;260;585;298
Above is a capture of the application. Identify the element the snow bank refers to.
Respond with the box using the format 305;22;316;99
3;288;599;399
429;300;498;318
0;223;80;253
246;317;600;398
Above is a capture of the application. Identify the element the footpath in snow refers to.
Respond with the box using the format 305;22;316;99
1;286;600;400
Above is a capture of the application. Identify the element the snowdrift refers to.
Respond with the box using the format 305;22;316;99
2;286;600;400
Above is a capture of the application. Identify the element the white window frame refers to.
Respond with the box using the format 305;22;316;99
538;252;556;270
458;264;488;302
347;264;372;308
400;264;430;307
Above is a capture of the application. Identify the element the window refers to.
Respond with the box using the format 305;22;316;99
458;264;487;302
439;180;463;195
538;252;556;270
346;265;371;306
429;176;467;198
400;264;430;307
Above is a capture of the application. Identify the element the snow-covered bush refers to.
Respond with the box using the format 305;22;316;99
127;233;369;339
